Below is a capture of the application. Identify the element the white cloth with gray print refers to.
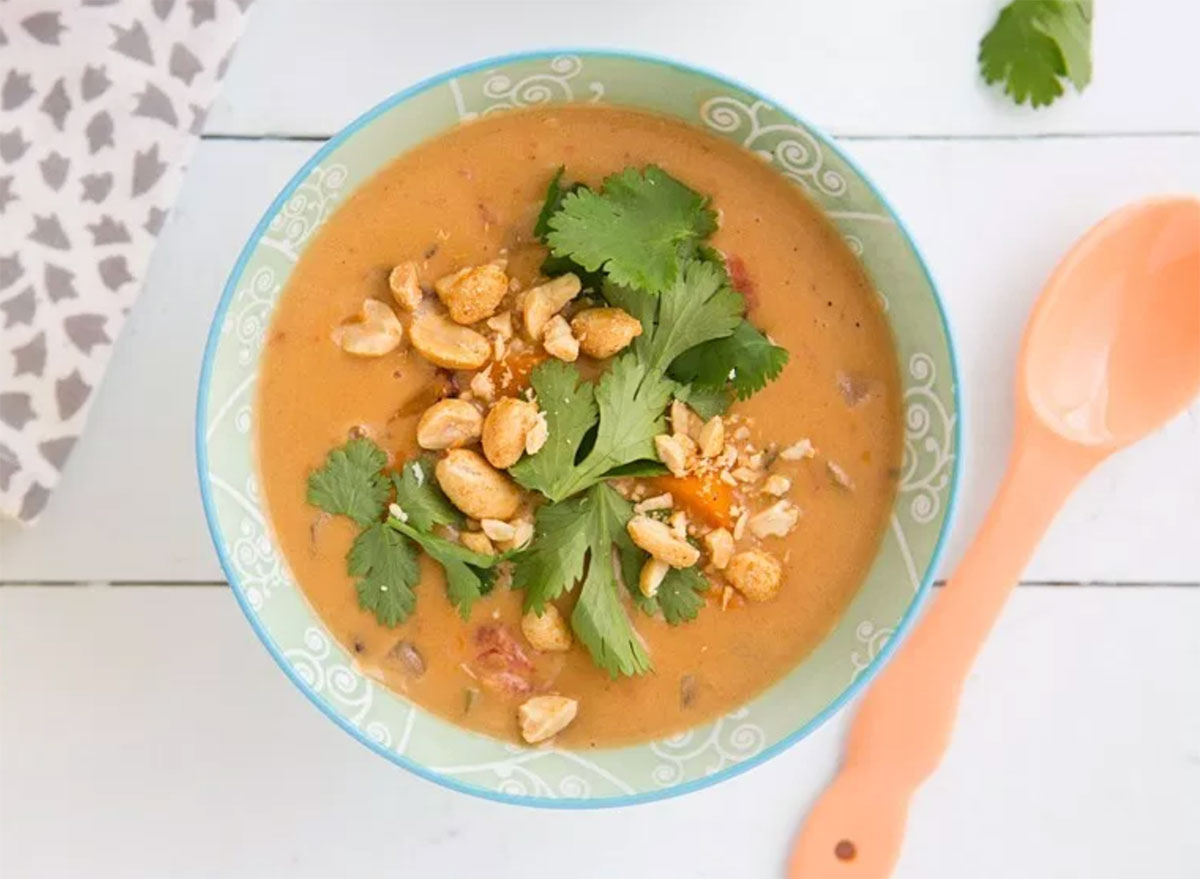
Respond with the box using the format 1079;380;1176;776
0;0;251;522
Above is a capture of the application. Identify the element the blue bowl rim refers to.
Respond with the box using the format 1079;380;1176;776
195;47;964;810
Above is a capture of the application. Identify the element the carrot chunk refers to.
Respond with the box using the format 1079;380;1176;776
649;472;735;529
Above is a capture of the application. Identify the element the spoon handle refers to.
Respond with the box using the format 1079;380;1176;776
788;436;1090;878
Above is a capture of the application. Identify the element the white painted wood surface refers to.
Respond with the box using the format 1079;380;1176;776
2;1;1198;877
1;586;1197;878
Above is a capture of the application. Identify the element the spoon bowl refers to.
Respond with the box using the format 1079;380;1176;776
1022;197;1200;449
790;195;1200;878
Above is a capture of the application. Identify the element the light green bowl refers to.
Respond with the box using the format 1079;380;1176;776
197;51;961;807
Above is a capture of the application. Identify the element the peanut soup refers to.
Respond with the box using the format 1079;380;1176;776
257;105;902;748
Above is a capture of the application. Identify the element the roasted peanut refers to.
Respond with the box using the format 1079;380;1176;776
331;299;403;357
435;449;522;520
520;604;572;652
779;438;816;460
748;500;800;538
522;273;581;340
704;528;734;570
435;262;509;324
410;311;491;370
469;369;496;402
627;515;700;568
482;397;540;469
525;411;549;455
639;558;669;598
697;417;724;458
654;434;690;477
634;493;673;513
518;694;579;744
726;549;783;602
542;314;579;362
670;400;701;440
486;311;514;339
762;474;792;496
416;398;483;450
480;518;516;542
388;261;423;311
570;307;643;359
460;531;495;555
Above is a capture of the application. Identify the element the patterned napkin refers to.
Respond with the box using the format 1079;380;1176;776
0;0;252;522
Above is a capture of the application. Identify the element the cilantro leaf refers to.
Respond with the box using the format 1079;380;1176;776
655;567;709;625
348;522;420;626
512;492;597;611
670;320;789;400
392;456;459;532
673;382;732;420
306;437;390;527
512;484;651;677
509;360;599;499
534;168;606;288
388;515;496;620
546;166;717;294
641;259;743;373
979;0;1092;108
568;354;675;497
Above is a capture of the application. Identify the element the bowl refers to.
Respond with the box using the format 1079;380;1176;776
197;50;961;807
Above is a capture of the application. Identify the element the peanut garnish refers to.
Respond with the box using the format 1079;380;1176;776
639;558;669;598
331;299;404;357
570;307;643;359
518;695;578;744
748;499;800;538
522;273;581;340
697;416;724;458
435;261;509;324
521;605;572;652
416;398;483;450
388;261;423;311
704;528;734;570
460;531;495;555
481;397;540;469
654;434;689;477
762;474;792;496
726;549;783;602
410;311;491;370
435;449;522;520
542;314;580;362
780;438;816;460
627;515;700;568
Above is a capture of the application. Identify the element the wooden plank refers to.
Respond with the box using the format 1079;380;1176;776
208;0;1200;138
0;585;1196;877
1;134;1197;582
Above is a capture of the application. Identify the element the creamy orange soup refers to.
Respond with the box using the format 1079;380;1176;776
257;105;902;748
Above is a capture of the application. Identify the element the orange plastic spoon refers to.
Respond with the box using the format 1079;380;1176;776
789;196;1200;878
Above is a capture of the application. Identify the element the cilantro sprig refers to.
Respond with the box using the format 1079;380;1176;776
546;166;717;294
306;437;390;527
308;442;500;624
978;0;1093;108
513;483;650;677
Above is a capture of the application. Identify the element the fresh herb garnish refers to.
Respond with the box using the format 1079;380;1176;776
979;0;1093;108
306;436;391;527
670;320;790;400
388;516;496;619
310;440;500;625
391;455;459;531
652;566;710;626
512;260;744;502
513;484;651;676
347;522;419;626
546;165;717;294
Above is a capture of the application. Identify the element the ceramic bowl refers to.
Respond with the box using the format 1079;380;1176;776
197;50;961;807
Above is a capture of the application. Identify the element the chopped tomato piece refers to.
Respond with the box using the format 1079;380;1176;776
649;472;735;530
725;254;758;311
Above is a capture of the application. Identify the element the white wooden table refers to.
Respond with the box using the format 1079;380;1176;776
2;2;1198;876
